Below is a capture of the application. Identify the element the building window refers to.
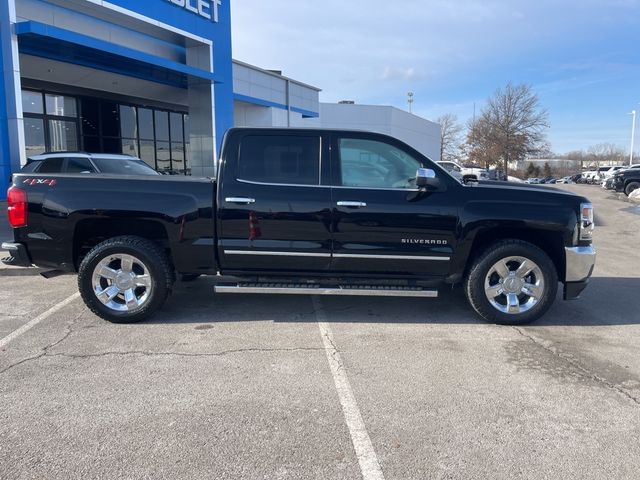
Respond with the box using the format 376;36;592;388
22;89;190;174
48;120;79;152
22;90;79;158
120;106;137;138
22;91;44;114
24;117;46;157
45;94;77;117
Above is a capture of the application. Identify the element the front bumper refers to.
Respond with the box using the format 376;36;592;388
613;177;625;192
565;246;596;282
1;242;33;268
564;245;596;300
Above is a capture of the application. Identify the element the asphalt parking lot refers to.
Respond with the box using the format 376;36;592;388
1;185;639;480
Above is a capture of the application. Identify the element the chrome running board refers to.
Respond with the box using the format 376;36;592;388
214;284;438;298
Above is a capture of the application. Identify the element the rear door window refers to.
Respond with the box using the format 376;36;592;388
237;135;321;185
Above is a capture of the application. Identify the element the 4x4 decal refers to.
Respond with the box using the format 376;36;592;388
22;178;57;186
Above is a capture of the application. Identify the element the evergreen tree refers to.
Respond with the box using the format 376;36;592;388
525;162;536;178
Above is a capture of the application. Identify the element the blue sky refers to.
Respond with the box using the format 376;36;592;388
231;0;639;155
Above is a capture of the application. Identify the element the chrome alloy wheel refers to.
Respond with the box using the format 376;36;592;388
484;256;545;315
91;254;153;313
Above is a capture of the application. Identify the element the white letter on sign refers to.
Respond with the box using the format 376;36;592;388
212;0;221;22
185;0;198;14
198;0;211;20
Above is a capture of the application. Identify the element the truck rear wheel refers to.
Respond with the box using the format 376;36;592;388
78;236;173;323
464;240;558;325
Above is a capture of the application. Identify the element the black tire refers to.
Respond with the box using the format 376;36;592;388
464;240;558;325
78;236;173;323
625;181;640;196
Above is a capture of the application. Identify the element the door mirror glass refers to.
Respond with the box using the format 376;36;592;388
416;168;441;190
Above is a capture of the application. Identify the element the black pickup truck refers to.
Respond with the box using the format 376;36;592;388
3;128;596;325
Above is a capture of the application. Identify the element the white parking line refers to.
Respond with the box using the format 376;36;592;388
0;292;80;349
312;296;385;480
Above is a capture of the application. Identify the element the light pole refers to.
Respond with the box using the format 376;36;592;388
407;92;414;114
630;110;637;166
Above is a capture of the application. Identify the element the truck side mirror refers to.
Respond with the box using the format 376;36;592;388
416;168;442;190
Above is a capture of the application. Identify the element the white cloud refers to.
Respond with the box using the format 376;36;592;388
380;66;427;81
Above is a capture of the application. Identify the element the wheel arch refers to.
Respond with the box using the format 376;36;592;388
73;218;170;270
465;227;566;282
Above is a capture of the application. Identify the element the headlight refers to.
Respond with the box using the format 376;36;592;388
579;203;594;242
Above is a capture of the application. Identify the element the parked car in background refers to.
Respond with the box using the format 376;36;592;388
460;164;488;182
602;176;616;190
601;166;633;189
581;170;597;184
19;153;160;176
539;176;557;184
607;164;640;177
436;160;464;182
570;174;582;183
556;176;574;184
613;167;640;196
592;166;617;184
601;166;626;181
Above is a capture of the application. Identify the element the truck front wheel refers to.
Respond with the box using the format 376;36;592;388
625;182;640;196
78;236;173;323
465;240;558;325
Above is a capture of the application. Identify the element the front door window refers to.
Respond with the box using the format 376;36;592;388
339;138;421;189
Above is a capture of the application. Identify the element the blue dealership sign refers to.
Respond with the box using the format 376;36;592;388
166;0;222;23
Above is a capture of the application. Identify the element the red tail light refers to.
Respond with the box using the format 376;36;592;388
7;187;27;227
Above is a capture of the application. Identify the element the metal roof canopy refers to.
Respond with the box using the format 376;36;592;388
15;21;221;89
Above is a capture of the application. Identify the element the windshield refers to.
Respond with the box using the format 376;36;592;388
92;157;160;176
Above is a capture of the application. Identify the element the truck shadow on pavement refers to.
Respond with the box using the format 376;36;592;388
147;276;640;327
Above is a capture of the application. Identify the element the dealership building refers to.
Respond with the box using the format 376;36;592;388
0;0;440;198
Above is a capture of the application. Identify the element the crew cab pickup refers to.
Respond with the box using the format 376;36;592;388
3;128;596;325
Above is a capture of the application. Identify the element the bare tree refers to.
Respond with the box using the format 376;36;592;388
468;83;549;174
436;114;464;162
466;117;502;169
586;143;626;167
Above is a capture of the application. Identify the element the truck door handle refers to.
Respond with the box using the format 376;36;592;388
337;201;367;208
225;197;256;205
